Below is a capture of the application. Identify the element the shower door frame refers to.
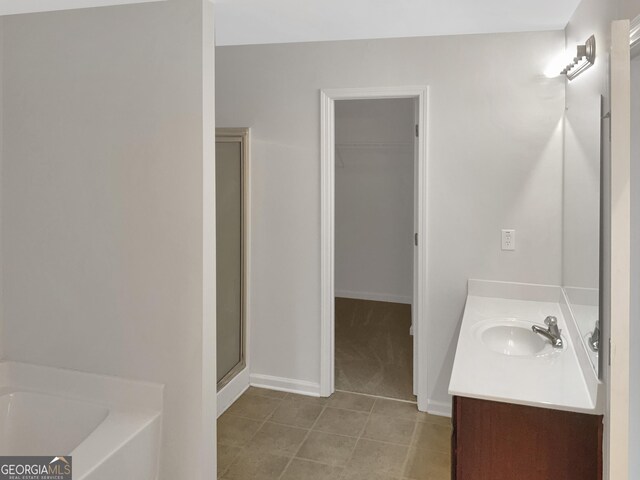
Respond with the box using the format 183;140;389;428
319;86;430;412
216;128;250;393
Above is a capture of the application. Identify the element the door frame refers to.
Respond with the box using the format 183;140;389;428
319;86;430;411
215;128;252;416
608;19;631;480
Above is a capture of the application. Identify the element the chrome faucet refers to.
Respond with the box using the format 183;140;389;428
532;316;563;348
589;322;600;352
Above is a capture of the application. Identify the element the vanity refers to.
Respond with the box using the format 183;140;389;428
447;31;604;480
449;280;603;480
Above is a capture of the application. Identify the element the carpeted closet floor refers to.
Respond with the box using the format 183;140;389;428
335;297;415;402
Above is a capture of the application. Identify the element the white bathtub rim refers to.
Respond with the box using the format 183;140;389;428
0;361;163;479
0;361;163;411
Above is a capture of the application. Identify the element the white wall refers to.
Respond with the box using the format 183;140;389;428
216;31;565;409
335;98;414;304
1;2;216;479
630;53;640;480
0;18;3;362
0;0;162;16
620;0;640;19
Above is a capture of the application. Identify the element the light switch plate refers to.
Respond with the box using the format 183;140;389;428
502;229;515;251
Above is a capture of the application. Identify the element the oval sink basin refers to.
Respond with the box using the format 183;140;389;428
481;325;547;356
472;319;564;357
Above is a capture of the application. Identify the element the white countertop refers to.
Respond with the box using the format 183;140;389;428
448;280;602;415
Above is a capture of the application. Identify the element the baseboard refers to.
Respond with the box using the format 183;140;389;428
217;367;250;418
335;289;412;305
250;373;321;397
427;398;452;418
248;373;448;419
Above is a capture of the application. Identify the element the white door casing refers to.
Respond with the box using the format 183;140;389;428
609;19;631;480
320;86;430;412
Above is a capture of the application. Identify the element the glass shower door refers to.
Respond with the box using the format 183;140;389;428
216;129;247;390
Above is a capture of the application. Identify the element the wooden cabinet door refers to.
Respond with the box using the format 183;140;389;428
453;396;602;480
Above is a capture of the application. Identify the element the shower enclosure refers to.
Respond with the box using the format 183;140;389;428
216;128;248;390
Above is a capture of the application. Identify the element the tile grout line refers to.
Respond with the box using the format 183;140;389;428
223;408;449;429
398;414;421;480
228;389;451;426
220;389;452;479
219;394;286;479
217;445;242;480
338;399;376;479
228;401;369;417
335;388;452;426
276;393;334;480
221;411;426;450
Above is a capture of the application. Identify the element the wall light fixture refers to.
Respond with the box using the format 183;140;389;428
561;35;596;81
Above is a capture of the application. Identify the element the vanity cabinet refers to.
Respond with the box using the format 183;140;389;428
451;396;603;480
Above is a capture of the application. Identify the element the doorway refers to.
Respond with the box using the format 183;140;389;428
320;86;429;411
334;98;416;401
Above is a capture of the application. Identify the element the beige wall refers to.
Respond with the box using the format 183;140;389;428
1;2;216;478
216;30;566;411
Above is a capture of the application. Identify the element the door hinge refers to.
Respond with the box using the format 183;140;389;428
415;124;419;137
414;233;418;246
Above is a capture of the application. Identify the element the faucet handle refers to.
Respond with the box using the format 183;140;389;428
544;316;557;327
589;323;600;352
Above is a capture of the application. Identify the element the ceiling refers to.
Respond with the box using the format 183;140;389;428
214;0;581;46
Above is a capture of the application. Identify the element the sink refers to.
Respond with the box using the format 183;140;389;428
472;319;563;357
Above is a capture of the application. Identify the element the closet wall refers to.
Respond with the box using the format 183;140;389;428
335;98;415;305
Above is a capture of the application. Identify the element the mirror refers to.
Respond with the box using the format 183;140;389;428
562;93;602;376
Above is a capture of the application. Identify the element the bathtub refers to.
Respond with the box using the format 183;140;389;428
0;362;163;480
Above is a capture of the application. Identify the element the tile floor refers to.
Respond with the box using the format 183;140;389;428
217;387;452;479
